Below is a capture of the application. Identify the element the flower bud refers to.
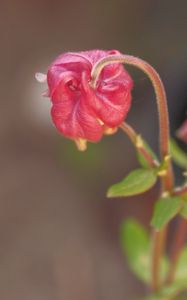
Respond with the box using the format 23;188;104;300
36;50;133;150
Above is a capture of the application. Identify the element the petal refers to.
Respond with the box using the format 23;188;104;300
47;68;77;97
79;50;133;127
47;52;92;95
51;92;104;142
51;52;92;69
94;91;132;127
83;72;133;127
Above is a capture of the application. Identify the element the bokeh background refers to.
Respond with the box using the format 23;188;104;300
0;0;187;299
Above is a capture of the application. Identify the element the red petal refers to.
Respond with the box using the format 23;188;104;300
51;101;104;142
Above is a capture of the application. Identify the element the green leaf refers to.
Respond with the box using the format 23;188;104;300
175;247;187;282
170;139;187;169
180;201;187;219
120;219;150;283
137;138;159;168
144;284;185;300
107;168;157;198
121;219;149;260
120;219;168;284
151;196;182;230
146;247;187;300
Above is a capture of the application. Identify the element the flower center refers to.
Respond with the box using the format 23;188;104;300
67;79;80;92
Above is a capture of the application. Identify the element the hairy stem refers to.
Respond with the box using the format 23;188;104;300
91;54;174;291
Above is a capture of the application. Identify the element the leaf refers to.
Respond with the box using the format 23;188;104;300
121;219;149;260
151;196;182;230
136;138;159;168
144;284;184;300
120;219;150;283
107;168;157;198
146;247;187;300
170;139;187;169
175;247;187;282
180;201;187;219
120;219;168;284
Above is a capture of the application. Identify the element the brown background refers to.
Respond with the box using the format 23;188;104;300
0;0;187;299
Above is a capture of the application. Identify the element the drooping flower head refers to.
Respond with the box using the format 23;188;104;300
36;50;133;150
177;119;187;144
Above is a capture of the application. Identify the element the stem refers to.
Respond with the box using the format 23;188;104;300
91;54;174;190
120;122;137;144
151;226;168;291
120;122;158;168
167;218;187;284
173;185;187;197
91;54;174;291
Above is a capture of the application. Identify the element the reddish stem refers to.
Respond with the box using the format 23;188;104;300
173;185;187;197
120;122;158;168
91;54;174;291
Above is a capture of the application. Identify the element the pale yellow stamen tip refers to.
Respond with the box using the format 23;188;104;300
164;155;171;162
153;160;160;167
161;191;170;198
157;170;167;177
136;135;143;148
104;127;118;135
74;138;87;151
97;119;104;126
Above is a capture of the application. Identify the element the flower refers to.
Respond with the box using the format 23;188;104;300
36;50;133;150
177;119;187;143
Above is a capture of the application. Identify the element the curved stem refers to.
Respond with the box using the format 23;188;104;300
91;54;174;191
91;54;174;291
120;122;137;144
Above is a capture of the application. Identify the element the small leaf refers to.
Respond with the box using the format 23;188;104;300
175;247;187;282
107;168;157;198
151;197;182;230
120;219;150;282
137;138;159;168
121;219;149;260
120;219;168;283
144;284;184;300
180;201;187;219
170;139;187;169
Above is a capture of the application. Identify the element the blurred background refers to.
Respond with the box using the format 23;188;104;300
0;0;187;299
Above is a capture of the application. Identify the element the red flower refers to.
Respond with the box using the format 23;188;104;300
36;50;133;150
177;119;187;143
